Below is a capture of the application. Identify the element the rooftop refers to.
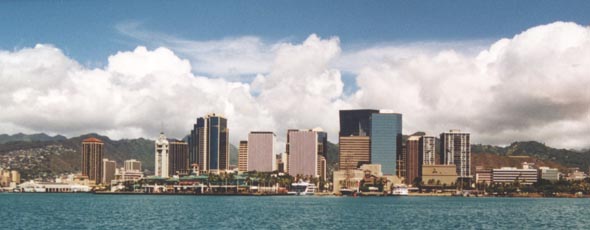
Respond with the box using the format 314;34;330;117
82;137;103;143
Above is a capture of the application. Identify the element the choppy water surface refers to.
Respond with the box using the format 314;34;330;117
1;194;589;229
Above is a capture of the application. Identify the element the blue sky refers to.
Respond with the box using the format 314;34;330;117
1;1;590;147
2;0;590;66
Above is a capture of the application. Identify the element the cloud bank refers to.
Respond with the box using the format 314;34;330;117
1;21;589;149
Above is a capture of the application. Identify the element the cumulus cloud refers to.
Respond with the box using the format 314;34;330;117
1;21;590;149
349;21;590;148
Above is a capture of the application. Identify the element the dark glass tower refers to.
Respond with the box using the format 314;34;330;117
339;109;379;137
188;114;229;173
338;109;379;170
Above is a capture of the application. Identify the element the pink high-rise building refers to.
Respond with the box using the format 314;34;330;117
247;132;276;172
287;129;327;180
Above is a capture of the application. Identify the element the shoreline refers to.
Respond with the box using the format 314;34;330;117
4;191;590;198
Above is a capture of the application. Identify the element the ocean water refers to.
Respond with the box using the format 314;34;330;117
1;194;589;229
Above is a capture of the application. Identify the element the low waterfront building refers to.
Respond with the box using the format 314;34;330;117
539;167;560;182
333;164;401;194
565;169;587;181
114;167;144;182
475;167;492;184
492;166;538;184
421;165;458;186
17;180;91;193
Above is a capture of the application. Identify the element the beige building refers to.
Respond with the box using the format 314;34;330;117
102;159;116;185
422;165;458;186
124;159;142;172
332;164;402;194
339;136;371;170
238;141;248;172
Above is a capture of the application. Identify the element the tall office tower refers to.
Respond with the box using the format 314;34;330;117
188;117;205;168
188;113;230;173
124;159;142;172
188;129;197;165
318;155;327;181
370;112;402;175
155;132;169;178
420;136;436;166
405;136;422;185
287;129;328;180
81;137;104;185
440;130;471;178
169;140;189;176
238;141;248;172
316;131;328;180
102;158;116;185
339;109;379;170
247;132;276;172
397;143;407;179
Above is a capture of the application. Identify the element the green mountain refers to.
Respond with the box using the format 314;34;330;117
0;133;66;144
472;141;590;170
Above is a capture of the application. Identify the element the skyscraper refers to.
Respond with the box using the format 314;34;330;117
397;143;407;179
188;113;230;173
169;140;189;176
102;158;116;185
287;129;328;180
155;132;169;178
81;137;104;185
370;112;402;175
405;136;421;185
238;141;248;172
339;109;378;170
247;132;276;172
440;130;471;178
420;136;436;166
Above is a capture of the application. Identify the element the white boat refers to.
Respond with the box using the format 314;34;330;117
391;184;408;196
287;181;316;195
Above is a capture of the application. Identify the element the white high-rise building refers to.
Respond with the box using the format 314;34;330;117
155;132;169;178
421;136;436;166
440;130;471;178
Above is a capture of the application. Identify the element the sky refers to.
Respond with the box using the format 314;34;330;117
0;1;590;149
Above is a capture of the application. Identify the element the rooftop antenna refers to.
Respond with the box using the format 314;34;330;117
160;121;164;134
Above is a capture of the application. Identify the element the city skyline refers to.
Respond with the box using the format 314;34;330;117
0;2;589;150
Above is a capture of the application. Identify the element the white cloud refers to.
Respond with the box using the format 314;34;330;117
348;21;590;148
1;21;590;149
116;22;275;79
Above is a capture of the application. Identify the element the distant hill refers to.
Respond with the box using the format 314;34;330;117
0;133;66;144
0;133;241;180
472;141;590;171
0;133;154;179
